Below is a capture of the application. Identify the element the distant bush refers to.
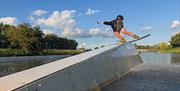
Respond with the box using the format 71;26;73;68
159;42;170;50
170;33;180;47
0;49;31;56
160;47;180;53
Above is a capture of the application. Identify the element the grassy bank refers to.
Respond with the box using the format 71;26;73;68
160;47;180;54
42;49;84;55
0;49;84;57
137;49;158;53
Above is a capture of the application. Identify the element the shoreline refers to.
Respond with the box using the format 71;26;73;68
0;49;85;57
160;47;180;54
137;47;180;54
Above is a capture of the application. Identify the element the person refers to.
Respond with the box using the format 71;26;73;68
98;15;140;43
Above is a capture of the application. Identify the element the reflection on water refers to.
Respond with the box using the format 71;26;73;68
171;54;180;64
1;53;179;77
0;55;70;77
0;60;45;77
140;52;180;65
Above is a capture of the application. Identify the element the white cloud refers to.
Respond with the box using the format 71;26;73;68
86;8;99;16
29;16;35;21
30;10;113;38
31;10;79;37
170;20;180;29
36;10;76;29
89;28;100;35
104;26;112;31
0;17;17;25
171;30;180;36
61;27;114;38
62;28;91;38
42;29;54;35
141;26;153;32
78;43;87;48
32;9;47;16
89;28;114;38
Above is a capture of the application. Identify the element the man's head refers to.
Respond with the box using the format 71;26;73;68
116;15;124;20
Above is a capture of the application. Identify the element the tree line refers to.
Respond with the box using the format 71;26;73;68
135;32;180;50
0;23;78;53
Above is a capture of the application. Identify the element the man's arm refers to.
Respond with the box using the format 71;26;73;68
103;21;112;25
97;21;112;25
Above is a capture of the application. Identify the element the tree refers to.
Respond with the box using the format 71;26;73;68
43;35;78;49
6;23;44;53
0;23;79;51
159;42;170;50
58;37;69;49
56;37;77;50
0;34;9;48
44;34;59;49
32;26;44;51
152;44;160;50
170;33;180;47
67;39;78;50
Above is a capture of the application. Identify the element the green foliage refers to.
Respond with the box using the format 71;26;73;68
170;33;180;47
134;43;169;52
0;49;31;56
160;47;180;53
0;49;84;57
0;23;11;48
134;33;180;53
0;23;79;56
0;34;9;48
135;43;171;50
42;49;84;55
5;23;44;53
159;42;170;50
44;35;78;50
135;44;154;50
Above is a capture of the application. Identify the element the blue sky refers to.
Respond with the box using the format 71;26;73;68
0;0;180;48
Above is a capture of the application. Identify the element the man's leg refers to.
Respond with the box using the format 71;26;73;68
121;28;133;36
121;28;139;39
114;32;126;43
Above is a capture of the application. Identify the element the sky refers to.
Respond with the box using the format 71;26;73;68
0;0;180;49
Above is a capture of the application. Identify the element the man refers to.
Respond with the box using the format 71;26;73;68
98;15;140;43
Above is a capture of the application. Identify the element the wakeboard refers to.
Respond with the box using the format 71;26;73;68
118;34;151;45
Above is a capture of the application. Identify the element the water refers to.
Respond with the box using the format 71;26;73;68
0;55;70;77
102;52;180;91
140;52;180;65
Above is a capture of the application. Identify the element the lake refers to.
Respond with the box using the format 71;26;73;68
0;55;71;77
140;52;180;65
102;52;180;91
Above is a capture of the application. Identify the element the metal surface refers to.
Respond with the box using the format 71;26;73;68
0;43;143;91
